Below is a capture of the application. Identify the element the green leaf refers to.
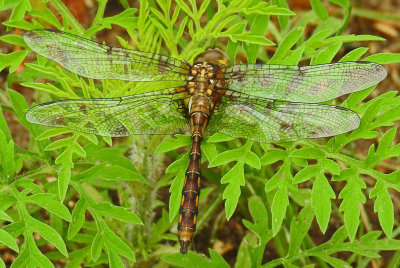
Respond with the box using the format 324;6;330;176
0;210;13;222
290;147;324;159
36;128;72;140
311;41;342;64
169;158;187;222
165;152;189;174
91;231;104;262
7;0;31;23
288;206;314;256
271;181;289;235
101;8;138;29
269;26;305;63
370;181;393;237
73;163;147;184
321;159;341;175
364;53;400;64
0;50;28;72
0;34;26;47
26;193;72;221
45;137;74;151
338;170;366;241
26;215;68;257
0;229;19;252
226;32;275;46
260;148;287;165
221;163;245;220
310;0;328;20
243;150;261;169
209;149;244;167
207;132;235;143
103;223;135;261
293;164;320;184
154;135;191;153
242;196;271;244
29;7;62;29
107;246;126;268
0;106;11;142
95;202;142;224
58;162;72;202
312;174;335;233
162;250;229;268
340;47;369;61
0;129;15;180
67;198;87;240
201;141;217;162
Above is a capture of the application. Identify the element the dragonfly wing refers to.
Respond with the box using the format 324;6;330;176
23;29;189;82
208;96;360;143
26;89;189;137
224;62;387;103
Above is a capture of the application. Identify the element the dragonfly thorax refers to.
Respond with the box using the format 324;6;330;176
193;48;230;67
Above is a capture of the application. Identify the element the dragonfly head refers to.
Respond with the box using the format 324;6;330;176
194;48;230;68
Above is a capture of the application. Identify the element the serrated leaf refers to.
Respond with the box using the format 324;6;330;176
221;163;245;220
370;181;393;237
338;172;366;241
312;174;335;233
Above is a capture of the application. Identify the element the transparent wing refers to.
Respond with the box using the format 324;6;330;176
26;88;190;137
23;29;189;82
223;62;387;103
208;96;360;143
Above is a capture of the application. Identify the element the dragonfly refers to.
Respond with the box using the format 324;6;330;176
23;29;387;254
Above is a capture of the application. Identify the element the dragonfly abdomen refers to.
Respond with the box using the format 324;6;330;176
178;133;202;254
178;92;211;253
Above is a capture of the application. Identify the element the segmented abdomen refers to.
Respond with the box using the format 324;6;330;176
178;133;202;254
